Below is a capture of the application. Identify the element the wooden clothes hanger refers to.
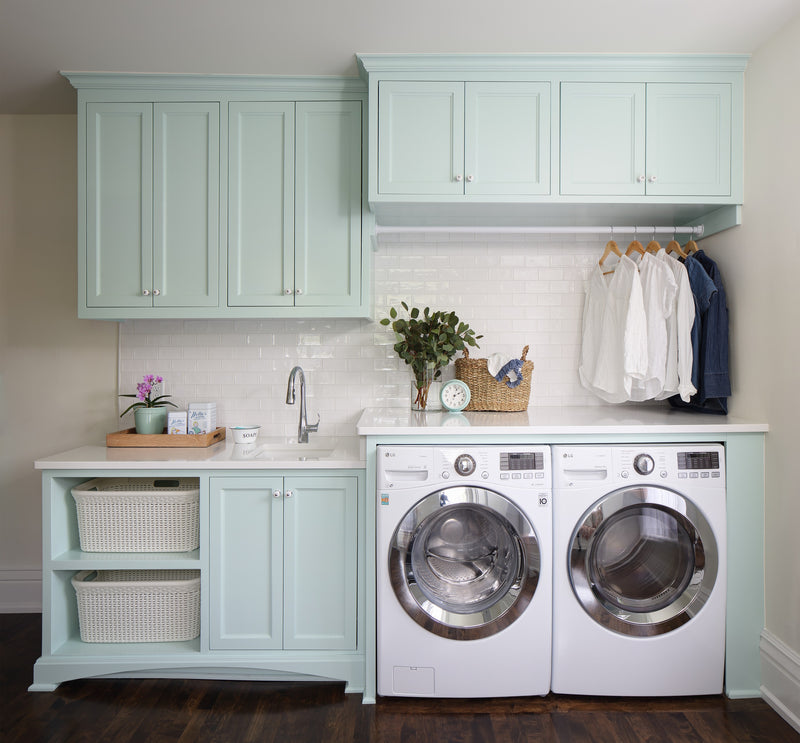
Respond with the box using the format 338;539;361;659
666;234;688;259
625;237;646;258
599;238;622;268
685;236;699;254
646;239;662;254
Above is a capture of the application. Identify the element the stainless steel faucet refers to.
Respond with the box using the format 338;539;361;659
286;366;320;443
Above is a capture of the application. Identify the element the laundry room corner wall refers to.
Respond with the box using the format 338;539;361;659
0;114;118;612
712;10;800;731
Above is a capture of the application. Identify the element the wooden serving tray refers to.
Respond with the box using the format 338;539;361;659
106;427;226;448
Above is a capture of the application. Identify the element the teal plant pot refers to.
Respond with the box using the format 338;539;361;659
134;406;167;434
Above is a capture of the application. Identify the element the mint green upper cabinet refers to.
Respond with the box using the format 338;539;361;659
465;82;551;196
209;475;358;652
378;82;464;195
228;100;362;309
228;103;295;308
84;102;219;310
645;83;732;197
377;81;550;197
295;101;363;308
560;82;732;197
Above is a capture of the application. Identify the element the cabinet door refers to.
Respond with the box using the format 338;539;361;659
560;82;646;196
209;477;284;650
465;82;550;196
283;476;358;651
85;103;153;308
228;102;295;307
377;81;465;195
645;83;731;197
153;103;219;307
295;101;362;307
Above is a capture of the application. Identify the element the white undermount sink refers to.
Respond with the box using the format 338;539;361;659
250;438;337;461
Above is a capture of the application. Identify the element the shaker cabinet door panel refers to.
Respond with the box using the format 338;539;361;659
560;82;646;196
295;101;362;307
378;81;465;195
465;82;550;196
209;477;284;650
645;83;732;197
86;103;153;307
283;477;358;651
153;103;220;307
228;102;295;307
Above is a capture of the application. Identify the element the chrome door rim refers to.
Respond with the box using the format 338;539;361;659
389;486;540;641
569;485;718;637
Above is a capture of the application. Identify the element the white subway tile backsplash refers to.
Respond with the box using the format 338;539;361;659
118;235;607;437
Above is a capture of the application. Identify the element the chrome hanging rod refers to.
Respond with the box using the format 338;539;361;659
374;224;704;237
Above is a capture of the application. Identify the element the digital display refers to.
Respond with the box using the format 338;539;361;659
500;452;544;471
677;452;720;470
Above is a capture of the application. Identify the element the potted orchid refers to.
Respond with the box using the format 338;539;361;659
120;374;177;434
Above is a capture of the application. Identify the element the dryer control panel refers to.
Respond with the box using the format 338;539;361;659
552;445;725;489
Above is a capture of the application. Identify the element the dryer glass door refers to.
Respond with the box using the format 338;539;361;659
389;486;540;640
569;486;718;637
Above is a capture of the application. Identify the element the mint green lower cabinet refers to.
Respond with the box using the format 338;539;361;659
32;467;365;697
209;474;358;652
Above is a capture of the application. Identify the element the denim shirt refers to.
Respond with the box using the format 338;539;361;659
669;250;730;414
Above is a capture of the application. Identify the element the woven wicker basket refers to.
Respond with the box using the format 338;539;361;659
72;569;200;643
455;345;533;412
71;477;200;553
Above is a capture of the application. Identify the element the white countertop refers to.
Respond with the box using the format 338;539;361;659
34;436;365;471
356;406;769;436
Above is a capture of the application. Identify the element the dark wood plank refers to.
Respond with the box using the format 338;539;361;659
3;614;799;743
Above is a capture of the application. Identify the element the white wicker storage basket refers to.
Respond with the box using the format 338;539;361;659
72;570;200;643
71;477;200;552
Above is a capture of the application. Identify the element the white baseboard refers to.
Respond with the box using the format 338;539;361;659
761;629;800;734
0;570;42;613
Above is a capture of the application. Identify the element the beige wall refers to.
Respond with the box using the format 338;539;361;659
0;115;118;609
705;16;800;654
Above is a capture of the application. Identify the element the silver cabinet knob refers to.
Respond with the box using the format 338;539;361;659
455;174;463;182
273;489;282;498
153;289;161;296
284;288;292;295
648;175;658;183
295;289;303;295
142;289;151;296
637;175;646;183
285;489;294;498
466;175;474;182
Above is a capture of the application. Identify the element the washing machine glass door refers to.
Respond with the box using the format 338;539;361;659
569;486;718;637
389;486;540;641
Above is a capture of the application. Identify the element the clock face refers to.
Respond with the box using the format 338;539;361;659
440;380;470;412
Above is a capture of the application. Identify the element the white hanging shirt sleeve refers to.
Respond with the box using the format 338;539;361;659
656;252;697;402
630;252;677;401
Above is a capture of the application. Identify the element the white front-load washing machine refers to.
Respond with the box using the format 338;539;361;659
551;444;726;696
377;445;552;697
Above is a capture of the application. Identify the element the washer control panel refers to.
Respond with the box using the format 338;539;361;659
377;445;551;490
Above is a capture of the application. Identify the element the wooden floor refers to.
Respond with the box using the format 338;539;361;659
3;613;798;743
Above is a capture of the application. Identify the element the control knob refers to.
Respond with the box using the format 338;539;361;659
633;453;655;476
454;454;476;477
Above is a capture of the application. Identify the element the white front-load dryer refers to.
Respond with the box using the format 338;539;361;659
551;444;726;696
377;445;552;698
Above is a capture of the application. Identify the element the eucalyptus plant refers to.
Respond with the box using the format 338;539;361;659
380;302;482;408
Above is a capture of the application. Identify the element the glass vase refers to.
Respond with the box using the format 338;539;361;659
410;363;442;412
